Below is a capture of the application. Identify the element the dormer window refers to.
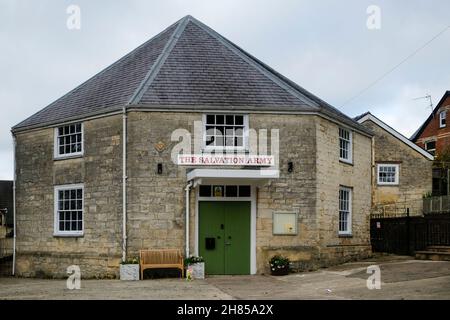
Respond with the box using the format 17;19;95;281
54;123;84;159
204;114;248;150
440;111;446;128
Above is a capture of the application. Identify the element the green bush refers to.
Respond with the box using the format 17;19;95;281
184;255;204;265
120;257;139;265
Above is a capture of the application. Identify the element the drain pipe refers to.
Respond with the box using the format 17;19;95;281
122;106;128;262
185;181;193;258
12;134;16;276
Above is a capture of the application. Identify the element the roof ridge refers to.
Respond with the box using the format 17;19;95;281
127;16;191;105
13;17;183;130
357;112;433;160
185;16;320;109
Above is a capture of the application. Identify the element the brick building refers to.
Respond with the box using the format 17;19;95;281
411;91;450;195
411;91;450;157
12;16;372;278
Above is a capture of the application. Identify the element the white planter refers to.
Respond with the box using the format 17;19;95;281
120;264;140;280
190;262;205;279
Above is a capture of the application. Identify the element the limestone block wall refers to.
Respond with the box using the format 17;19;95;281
315;117;373;265
14;110;373;277
15;115;123;278
362;120;432;214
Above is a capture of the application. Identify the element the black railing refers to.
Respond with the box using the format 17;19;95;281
370;213;450;255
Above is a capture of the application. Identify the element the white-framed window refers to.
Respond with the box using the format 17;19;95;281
54;123;84;159
203;114;248;150
339;127;353;163
425;140;436;156
54;184;84;236
440;111;447;128
377;164;399;185
339;186;352;235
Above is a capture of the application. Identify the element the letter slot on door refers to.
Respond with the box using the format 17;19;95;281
205;237;216;250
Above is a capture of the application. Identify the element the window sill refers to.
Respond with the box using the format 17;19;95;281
338;234;353;238
54;154;84;161
53;233;84;238
201;149;250;154
339;159;353;166
377;183;399;186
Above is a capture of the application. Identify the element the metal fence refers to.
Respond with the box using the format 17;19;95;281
423;195;450;214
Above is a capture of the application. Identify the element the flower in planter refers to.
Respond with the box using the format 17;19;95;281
184;255;205;266
269;255;290;275
120;257;139;265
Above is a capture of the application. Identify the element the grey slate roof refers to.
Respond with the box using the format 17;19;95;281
13;15;371;135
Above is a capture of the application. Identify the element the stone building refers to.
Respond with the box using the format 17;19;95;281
12;15;372;278
356;112;433;215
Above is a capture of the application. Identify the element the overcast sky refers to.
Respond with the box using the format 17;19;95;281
1;0;449;180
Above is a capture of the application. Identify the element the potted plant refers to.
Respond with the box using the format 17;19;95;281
184;255;205;279
269;255;290;276
120;257;140;280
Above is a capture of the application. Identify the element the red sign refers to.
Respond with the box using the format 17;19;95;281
177;154;275;166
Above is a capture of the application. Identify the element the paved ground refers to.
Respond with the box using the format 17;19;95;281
1;255;449;300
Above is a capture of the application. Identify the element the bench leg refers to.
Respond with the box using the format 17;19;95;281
181;267;184;279
140;268;144;280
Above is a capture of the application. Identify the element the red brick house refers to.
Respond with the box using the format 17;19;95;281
411;91;450;195
411;91;450;157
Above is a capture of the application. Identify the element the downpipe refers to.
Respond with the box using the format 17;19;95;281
185;181;193;258
122;107;128;262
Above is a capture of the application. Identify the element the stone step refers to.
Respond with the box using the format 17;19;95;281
415;251;450;261
426;246;450;253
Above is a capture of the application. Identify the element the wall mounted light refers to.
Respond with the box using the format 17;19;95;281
288;161;294;173
157;163;163;174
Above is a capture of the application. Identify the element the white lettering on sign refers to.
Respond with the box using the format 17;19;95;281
177;155;274;166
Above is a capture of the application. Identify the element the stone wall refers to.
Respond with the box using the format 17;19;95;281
362;119;432;215
15;115;123;278
315;117;373;265
14;111;373;277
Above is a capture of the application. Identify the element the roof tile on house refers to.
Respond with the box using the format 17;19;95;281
13;15;370;135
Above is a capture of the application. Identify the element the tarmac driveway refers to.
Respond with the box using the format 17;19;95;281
1;255;449;300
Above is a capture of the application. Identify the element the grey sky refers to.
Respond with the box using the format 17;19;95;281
1;0;449;180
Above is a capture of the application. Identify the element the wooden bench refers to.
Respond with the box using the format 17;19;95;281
139;249;184;279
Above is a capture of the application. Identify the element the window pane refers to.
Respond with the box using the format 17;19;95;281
206;115;215;124
226;115;234;125
206;136;214;146
225;136;234;147
225;185;238;197
199;185;211;197
213;186;224;197
65;221;71;231
239;185;251;197
215;136;224;146
235;116;244;125
76;123;82;132
58;127;64;136
78;221;82;231
59;221;65;231
216;115;224;124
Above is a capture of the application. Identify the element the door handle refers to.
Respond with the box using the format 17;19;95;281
225;242;231;246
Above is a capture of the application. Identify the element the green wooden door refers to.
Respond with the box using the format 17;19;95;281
199;201;251;275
